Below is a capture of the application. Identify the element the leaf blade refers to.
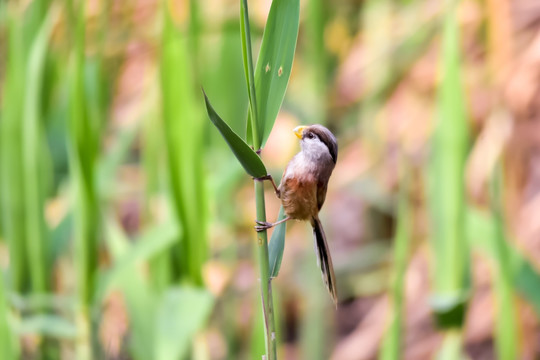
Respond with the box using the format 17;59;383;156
255;0;300;147
269;206;287;278
203;91;267;178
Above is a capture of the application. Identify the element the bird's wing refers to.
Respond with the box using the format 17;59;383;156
277;162;291;198
317;181;328;210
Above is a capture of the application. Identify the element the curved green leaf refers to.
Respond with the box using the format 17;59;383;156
269;205;287;278
255;0;300;147
203;91;267;178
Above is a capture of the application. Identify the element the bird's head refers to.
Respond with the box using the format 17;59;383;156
293;124;338;164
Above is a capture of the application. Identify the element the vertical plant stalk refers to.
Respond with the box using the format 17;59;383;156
161;1;207;286
253;179;277;360
380;165;411;360
490;164;518;359
241;1;277;358
23;3;58;297
429;0;469;357
67;1;99;358
1;13;29;294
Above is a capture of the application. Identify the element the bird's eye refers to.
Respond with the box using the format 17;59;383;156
307;133;314;139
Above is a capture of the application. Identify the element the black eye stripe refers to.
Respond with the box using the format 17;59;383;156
312;132;336;163
303;125;338;164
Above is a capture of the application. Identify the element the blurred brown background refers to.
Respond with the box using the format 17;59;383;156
2;0;540;359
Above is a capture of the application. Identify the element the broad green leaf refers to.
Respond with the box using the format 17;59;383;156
255;0;300;147
203;91;267;178
269;206;287;278
155;287;214;360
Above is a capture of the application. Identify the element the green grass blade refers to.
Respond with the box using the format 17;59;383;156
428;0;469;328
203;22;248;137
160;5;207;284
255;0;300;147
1;13;29;293
380;171;411;360
154;287;213;360
66;1;103;357
299;254;330;360
203;91;267;178
240;0;258;146
140;100;172;291
467;207;540;316
489;166;517;360
268;205;287;278
23;5;58;294
67;0;100;309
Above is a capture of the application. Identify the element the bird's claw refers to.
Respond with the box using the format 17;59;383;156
254;220;273;232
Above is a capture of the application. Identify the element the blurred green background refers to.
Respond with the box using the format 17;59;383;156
2;0;540;359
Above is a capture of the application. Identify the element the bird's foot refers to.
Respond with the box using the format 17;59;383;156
252;175;280;198
254;220;274;232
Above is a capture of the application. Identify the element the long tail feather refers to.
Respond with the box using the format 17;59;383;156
311;216;338;306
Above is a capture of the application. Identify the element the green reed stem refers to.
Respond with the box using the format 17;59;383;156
253;179;277;360
241;0;277;358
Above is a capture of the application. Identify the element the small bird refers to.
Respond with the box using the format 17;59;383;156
255;124;338;305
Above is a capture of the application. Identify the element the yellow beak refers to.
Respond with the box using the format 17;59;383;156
293;126;306;139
